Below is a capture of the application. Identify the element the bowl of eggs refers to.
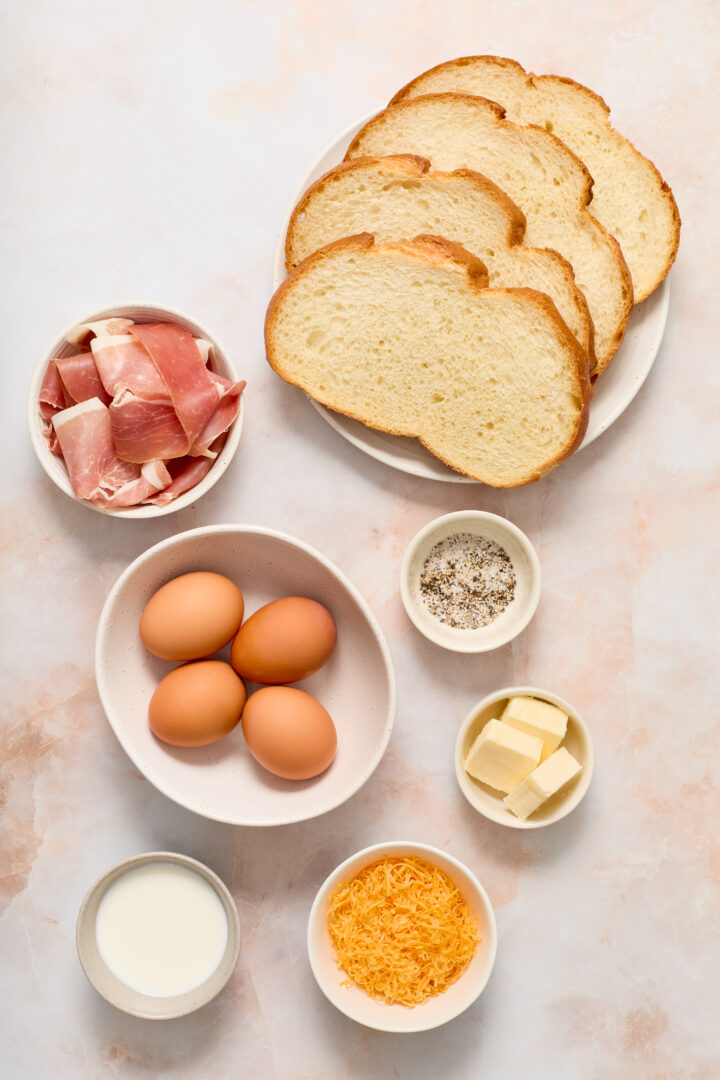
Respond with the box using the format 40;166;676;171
95;525;396;824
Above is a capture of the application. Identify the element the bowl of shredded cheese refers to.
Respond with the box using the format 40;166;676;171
307;841;497;1032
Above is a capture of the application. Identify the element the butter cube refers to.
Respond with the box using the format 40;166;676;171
504;747;583;819
501;696;568;762
464;719;543;794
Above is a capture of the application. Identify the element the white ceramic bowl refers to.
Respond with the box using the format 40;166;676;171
400;511;541;652
455;686;594;829
96;525;396;825
76;851;241;1019
307;840;497;1032
272;114;670;483
28;302;244;518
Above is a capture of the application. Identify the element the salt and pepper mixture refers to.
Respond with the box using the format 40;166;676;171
418;532;516;630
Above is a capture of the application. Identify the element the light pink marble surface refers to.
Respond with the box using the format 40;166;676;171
2;1;719;1076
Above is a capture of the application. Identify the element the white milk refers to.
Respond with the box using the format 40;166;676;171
96;862;229;997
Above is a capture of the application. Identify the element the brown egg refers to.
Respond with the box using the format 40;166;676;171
242;686;337;780
230;597;336;684
149;660;246;747
140;571;244;661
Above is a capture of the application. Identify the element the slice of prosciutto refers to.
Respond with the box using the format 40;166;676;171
195;339;212;365
109;388;188;462
55;352;111;406
189;378;245;458
52;398;140;500
144;456;214;506
44;423;62;455
66;317;134;347
91;335;167;398
91;459;172;509
39;359;66;420
130;323;222;448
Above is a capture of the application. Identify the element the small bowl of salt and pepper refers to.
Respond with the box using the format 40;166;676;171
399;511;541;653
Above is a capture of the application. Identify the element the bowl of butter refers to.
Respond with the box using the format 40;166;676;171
454;687;593;829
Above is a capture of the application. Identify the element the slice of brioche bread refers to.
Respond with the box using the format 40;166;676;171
285;155;593;363
266;233;591;487
346;93;633;376
391;56;680;302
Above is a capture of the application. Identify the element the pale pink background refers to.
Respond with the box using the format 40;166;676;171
1;1;719;1077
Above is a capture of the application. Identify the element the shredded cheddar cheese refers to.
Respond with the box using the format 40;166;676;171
326;855;480;1007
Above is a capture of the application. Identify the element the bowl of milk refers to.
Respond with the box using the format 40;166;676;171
76;852;241;1018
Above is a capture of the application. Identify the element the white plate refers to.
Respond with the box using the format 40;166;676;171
272;115;670;483
96;525;396;826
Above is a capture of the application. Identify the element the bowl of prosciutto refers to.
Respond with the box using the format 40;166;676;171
28;304;245;516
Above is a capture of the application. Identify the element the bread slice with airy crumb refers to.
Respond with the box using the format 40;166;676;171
285;154;593;364
391;56;680;302
265;233;591;487
346;93;634;377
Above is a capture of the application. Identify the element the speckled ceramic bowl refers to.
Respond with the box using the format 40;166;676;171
400;511;541;652
28;302;244;518
454;686;594;829
76;851;241;1019
307;841;497;1032
95;525;396;825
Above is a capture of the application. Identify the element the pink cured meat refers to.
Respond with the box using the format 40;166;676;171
130;323;222;447
142;459;173;489
190;376;245;457
44;423;62;455
145;456;213;506
40;413;63;455
52;398;139;500
39;360;66;420
38;360;64;454
40;320;242;507
109;388;188;462
91;460;172;509
66;317;134;347
91;335;167;398
56;352;111;406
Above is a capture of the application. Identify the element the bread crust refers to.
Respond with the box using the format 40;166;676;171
285;154;528;270
284;154;431;272
383;233;491;287
349;93;591;232
284;153;595;366
345;92;634;375
391;56;681;301
390;55;529;106
265;234;592;486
